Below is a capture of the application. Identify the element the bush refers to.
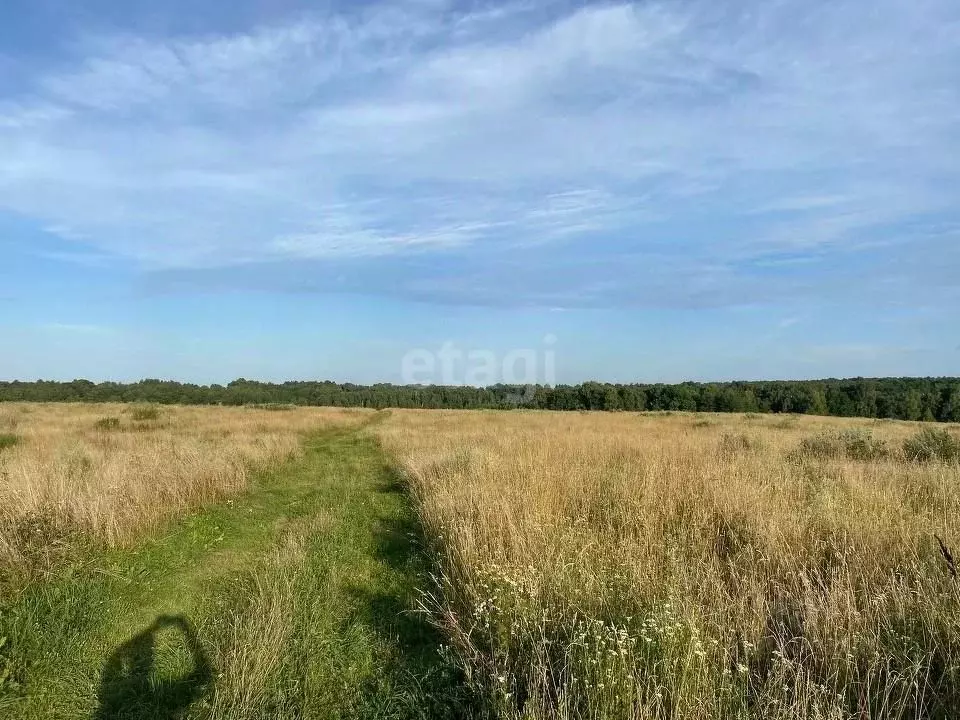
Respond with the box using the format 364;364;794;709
718;432;760;455
903;428;960;463
130;405;160;422
797;429;888;462
838;429;889;461
771;417;798;430
94;417;121;432
0;434;19;452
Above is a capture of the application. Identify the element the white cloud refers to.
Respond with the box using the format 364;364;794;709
40;323;115;335
0;0;958;307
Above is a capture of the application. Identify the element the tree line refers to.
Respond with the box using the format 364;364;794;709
1;377;959;422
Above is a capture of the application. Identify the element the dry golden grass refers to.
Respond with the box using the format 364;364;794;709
0;402;365;575
5;403;960;718
373;411;960;719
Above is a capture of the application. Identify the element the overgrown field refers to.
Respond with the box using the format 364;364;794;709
375;411;960;719
2;404;959;719
0;402;363;585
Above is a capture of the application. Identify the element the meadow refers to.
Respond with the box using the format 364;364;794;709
0;402;363;584
379;411;960;719
1;403;959;718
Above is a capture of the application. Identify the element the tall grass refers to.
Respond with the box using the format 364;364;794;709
375;411;960;719
205;532;308;719
5;402;959;718
903;427;960;463
0;403;365;583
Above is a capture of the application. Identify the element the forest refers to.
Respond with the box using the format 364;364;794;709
1;376;959;421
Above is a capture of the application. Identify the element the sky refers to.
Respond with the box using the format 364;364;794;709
1;0;958;385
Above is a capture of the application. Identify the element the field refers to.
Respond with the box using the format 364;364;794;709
0;403;363;571
2;404;959;718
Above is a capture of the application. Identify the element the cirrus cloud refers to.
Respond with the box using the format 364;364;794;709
0;0;958;308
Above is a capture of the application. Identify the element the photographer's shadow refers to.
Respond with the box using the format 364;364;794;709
94;615;211;720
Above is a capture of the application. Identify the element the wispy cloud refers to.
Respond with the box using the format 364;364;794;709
1;0;958;306
39;322;115;335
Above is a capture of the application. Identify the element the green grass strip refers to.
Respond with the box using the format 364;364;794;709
1;427;472;719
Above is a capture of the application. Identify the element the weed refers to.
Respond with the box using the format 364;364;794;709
796;429;888;461
935;535;957;579
0;634;19;695
0;434;19;452
718;432;761;455
130;405;160;422
771;417;797;430
94;417;121;432
248;403;296;412
903;427;960;463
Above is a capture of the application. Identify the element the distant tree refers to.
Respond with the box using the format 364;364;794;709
809;387;830;416
902;389;925;421
603;386;623;411
939;385;960;422
1;376;957;422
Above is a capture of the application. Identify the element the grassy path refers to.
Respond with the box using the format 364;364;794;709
2;425;470;719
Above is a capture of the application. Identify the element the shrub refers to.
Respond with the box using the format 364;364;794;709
903;428;960;463
797;429;888;462
838;429;888;461
0;507;83;595
771;417;798;430
130;405;160;422
94;417;121;432
0;434;19;452
718;432;760;455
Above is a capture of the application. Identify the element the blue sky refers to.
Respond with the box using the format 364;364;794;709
1;0;958;385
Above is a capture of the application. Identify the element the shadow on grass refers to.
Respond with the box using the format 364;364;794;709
93;615;211;720
345;463;480;719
